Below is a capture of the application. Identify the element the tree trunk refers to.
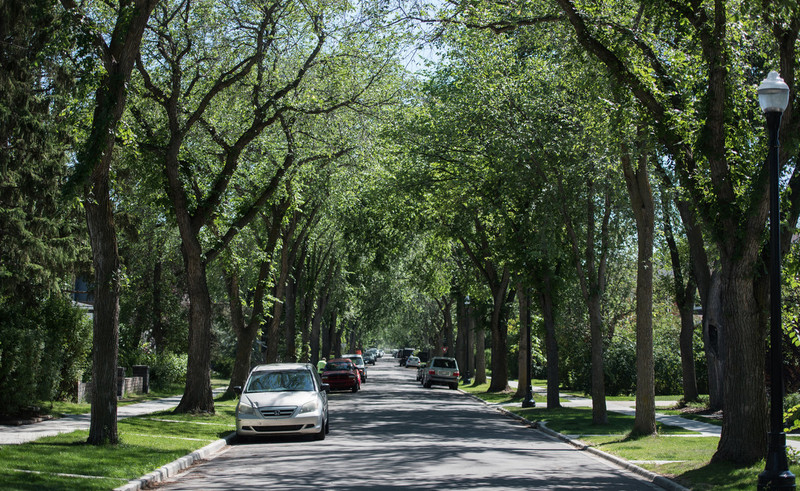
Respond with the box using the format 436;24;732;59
175;240;214;414
434;299;445;356
323;310;336;360
704;272;725;410
310;293;328;366
69;0;158;445
85;192;121;445
285;275;297;362
622;147;656;435
538;275;561;409
226;210;281;392
269;214;298;363
299;292;313;362
473;310;487;385
488;268;511;392
588;294;607;424
224;267;245;396
224;258;269;397
266;295;285;363
514;285;528;399
467;311;475;381
348;324;356;353
152;260;165;353
443;298;453;356
678;288;699;401
662;194;699;402
559;174;611;425
295;255;310;362
456;297;466;374
714;261;768;464
335;320;345;359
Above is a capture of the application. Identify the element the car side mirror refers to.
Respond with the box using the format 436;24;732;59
321;383;331;393
233;386;242;396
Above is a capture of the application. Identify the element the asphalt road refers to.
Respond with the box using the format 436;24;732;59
153;358;662;490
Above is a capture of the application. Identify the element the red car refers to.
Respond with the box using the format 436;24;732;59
321;358;361;392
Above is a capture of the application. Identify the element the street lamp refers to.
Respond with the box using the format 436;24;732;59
462;295;472;384
522;288;535;408
757;70;795;490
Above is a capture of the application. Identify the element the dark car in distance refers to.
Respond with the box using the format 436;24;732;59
397;348;415;366
321;358;361;392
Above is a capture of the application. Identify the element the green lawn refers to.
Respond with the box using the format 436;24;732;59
0;396;237;490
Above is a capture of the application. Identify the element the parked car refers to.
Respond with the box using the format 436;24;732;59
342;354;367;382
363;352;376;365
234;363;329;440
405;355;421;368
321;358;361;392
422;357;460;390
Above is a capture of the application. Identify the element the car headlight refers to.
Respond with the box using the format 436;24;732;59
238;403;257;416
300;400;319;414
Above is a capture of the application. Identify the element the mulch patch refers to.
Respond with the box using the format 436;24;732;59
678;406;723;420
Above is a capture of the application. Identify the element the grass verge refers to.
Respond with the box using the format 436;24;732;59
462;386;800;491
0;396;237;490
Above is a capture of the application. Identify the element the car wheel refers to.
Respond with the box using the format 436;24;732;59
424;380;432;388
325;417;330;434
352;383;359;393
450;383;458;390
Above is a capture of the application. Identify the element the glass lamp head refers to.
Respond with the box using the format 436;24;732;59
758;71;790;113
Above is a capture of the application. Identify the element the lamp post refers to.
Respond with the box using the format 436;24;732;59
522;287;535;408
757;70;795;490
462;295;471;384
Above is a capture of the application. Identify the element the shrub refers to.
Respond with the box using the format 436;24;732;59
0;295;91;414
604;337;637;395
141;351;187;390
784;392;800;432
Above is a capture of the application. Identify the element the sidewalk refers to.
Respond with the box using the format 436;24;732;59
499;381;800;449
0;393;209;445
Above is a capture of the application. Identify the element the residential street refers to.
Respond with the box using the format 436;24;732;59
152;359;663;490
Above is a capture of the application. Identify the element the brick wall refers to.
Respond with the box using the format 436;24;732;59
76;373;147;403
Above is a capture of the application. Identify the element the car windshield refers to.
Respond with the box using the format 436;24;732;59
325;362;352;371
433;359;456;368
245;370;314;393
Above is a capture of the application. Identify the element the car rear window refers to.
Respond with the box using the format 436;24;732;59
433;359;456;368
325;362;352;371
246;370;314;392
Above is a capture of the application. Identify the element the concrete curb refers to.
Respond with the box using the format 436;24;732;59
114;432;237;491
459;389;689;491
